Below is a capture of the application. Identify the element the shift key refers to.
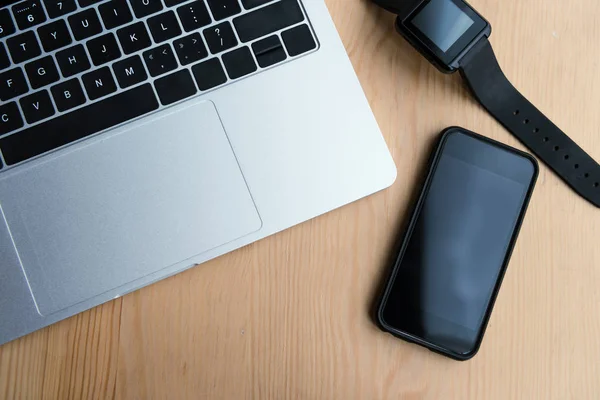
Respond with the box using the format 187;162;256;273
233;0;304;43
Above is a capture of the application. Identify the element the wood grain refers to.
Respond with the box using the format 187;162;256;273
2;0;600;398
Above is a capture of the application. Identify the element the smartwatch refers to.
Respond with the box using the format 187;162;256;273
372;0;600;208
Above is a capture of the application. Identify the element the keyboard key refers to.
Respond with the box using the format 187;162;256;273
37;19;73;52
25;56;60;88
51;77;86;111
252;35;285;68
206;0;240;20
154;69;197;105
0;68;28;101
68;8;103;41
12;0;47;30
233;0;303;43
147;11;182;43
82;67;117;100
177;1;211;32
56;44;91;77
222;46;256;79
0;43;10;70
164;0;187;6
0;9;16;39
191;57;226;90
7;31;42;64
19;89;55;124
174;33;207;65
99;0;133;29
44;0;77;18
87;33;121;66
241;0;272;9
0;102;24;136
1;84;159;165
203;22;237;54
112;55;147;88
78;0;103;6
143;44;177;77
282;24;315;56
129;0;163;18
117;22;151;55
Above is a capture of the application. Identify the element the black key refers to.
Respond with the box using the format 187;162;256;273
0;68;28;101
241;0;271;9
117;22;152;55
0;9;16;39
78;0;103;6
0;102;24;136
99;0;133;30
68;8;103;41
174;33;207;65
282;24;315;57
129;0;163;18
142;43;177;77
191;57;226;91
82;66;117;100
56;44;91;77
37;19;73;52
7;31;42;64
51;77;86;111
44;0;77;18
19;89;55;124
147;11;182;43
112;55;147;88
177;1;211;32
12;0;47;30
87;33;121;66
206;0;240;20
164;0;187;6
25;56;60;88
1;84;159;165
233;0;303;43
0;43;10;70
222;46;256;79
154;69;196;105
252;35;286;68
203;22;237;54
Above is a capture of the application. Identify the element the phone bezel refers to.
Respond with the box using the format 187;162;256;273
376;127;538;360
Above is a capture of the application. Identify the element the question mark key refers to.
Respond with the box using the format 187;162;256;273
203;21;238;53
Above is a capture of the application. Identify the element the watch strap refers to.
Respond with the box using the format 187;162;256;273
459;37;600;207
370;0;421;19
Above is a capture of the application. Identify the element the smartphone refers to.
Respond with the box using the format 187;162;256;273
377;127;538;360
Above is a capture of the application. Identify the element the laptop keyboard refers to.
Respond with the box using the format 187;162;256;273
0;0;317;168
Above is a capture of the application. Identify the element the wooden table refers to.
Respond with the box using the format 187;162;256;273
2;0;600;398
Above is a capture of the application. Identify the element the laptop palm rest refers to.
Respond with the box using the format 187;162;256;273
0;100;262;316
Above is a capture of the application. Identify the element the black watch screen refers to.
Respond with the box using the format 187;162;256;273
398;0;489;72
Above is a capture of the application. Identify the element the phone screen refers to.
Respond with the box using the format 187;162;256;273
380;129;537;357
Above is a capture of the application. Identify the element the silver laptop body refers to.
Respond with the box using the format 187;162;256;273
0;0;396;345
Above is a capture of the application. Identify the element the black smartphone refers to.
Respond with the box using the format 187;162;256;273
377;127;538;360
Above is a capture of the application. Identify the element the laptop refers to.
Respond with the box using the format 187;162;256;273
0;0;396;345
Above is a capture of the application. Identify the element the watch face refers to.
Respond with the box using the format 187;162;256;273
403;0;488;68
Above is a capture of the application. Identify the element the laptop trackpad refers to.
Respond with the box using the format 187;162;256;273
0;101;262;316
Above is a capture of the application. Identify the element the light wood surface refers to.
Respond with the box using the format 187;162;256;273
2;0;600;398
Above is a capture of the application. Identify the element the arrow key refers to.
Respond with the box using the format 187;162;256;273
174;33;208;66
143;43;178;77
